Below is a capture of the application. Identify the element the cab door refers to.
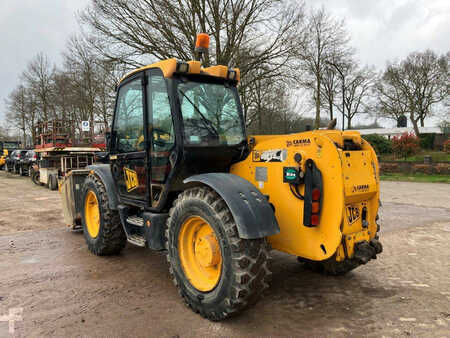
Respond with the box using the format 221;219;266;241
146;68;176;207
110;74;148;204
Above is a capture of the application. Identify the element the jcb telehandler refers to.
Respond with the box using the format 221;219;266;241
60;34;382;320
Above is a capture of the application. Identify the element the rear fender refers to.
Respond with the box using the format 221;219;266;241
184;173;280;239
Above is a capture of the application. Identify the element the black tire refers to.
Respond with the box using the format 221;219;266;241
166;186;271;321
48;174;58;191
81;174;127;255
299;254;360;276
31;170;43;186
19;165;25;176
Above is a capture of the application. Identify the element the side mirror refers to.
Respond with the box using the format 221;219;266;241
105;131;111;144
106;131;114;151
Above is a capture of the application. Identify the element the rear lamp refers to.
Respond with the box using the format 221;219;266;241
312;188;320;201
176;62;190;73
311;202;320;213
311;214;319;226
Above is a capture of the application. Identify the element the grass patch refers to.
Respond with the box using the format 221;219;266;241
380;173;450;183
380;151;450;162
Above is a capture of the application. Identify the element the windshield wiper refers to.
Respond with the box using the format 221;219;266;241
178;89;219;136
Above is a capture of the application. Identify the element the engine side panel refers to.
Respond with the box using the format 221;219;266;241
231;130;379;261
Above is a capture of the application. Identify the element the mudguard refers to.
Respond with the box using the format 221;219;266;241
184;173;280;239
87;164;119;210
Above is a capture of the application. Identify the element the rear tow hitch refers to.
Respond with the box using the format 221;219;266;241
354;239;383;265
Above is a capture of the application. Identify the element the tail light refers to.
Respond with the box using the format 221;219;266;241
303;160;323;227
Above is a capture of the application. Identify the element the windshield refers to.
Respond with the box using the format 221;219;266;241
177;80;245;146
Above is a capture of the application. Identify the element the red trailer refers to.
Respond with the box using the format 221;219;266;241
32;119;107;190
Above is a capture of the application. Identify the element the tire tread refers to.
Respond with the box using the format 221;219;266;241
165;186;271;321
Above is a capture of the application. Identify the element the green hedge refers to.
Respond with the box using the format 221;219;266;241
419;133;436;149
362;134;392;154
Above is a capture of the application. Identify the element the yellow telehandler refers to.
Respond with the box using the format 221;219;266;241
60;33;382;320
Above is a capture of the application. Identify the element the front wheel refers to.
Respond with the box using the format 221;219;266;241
48;174;58;191
166;186;271;321
81;175;127;255
31;170;43;186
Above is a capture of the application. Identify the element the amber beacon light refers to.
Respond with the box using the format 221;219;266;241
195;33;210;61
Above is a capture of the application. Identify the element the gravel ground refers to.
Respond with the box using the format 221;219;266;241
0;170;449;337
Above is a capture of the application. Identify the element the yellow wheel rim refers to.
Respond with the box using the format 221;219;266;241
178;216;222;292
85;190;100;238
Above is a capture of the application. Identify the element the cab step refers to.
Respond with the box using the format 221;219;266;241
127;215;144;227
127;234;146;247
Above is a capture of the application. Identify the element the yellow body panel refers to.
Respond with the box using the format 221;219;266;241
0;149;8;167
231;130;380;262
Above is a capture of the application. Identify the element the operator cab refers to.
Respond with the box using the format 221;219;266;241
108;46;247;212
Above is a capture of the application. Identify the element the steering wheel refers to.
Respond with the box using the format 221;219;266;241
153;128;172;147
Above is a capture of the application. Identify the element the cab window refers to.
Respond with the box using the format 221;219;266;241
113;78;144;153
147;69;174;152
147;69;174;184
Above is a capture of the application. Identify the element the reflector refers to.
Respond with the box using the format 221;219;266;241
311;214;319;226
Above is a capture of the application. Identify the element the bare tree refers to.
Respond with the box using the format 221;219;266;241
80;0;305;124
23;53;55;122
293;6;352;129
374;71;409;123
81;0;303;68
62;35;121;132
5;85;29;147
375;50;449;135
320;65;338;121
338;65;375;129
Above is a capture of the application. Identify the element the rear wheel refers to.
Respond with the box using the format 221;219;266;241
19;166;24;176
48;174;58;191
166;186;271;321
31;170;43;186
81;175;127;255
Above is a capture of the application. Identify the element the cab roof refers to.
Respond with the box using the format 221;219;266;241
119;58;240;85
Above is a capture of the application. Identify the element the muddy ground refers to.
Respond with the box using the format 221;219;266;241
0;170;449;337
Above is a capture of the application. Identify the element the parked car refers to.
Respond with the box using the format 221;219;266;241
5;150;28;174
18;150;38;176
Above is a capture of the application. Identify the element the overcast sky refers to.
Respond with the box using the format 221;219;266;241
0;0;449;127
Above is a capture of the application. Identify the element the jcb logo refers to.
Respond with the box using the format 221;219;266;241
124;167;139;192
352;184;369;193
347;206;360;224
